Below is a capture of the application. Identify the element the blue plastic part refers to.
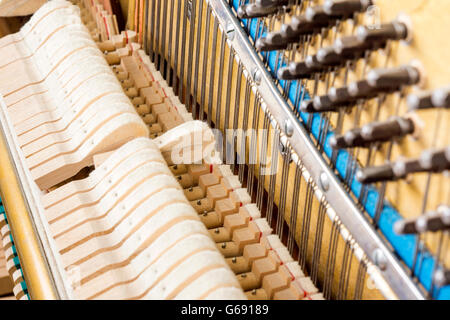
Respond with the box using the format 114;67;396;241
229;0;449;299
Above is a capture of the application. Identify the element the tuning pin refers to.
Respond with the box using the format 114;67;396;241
407;91;434;111
329;86;355;103
323;0;373;16
393;218;421;235
358;158;429;184
303;36;371;72
277;61;319;80
334;35;379;58
237;0;290;19
434;268;450;287
311;93;354;112
255;32;290;51
357;147;450;184
312;95;336;112
390;158;423;180
305;54;321;69
280;15;317;42
348;80;384;99
309;86;362;111
361;116;414;142
408;86;450;111
278;48;344;80
305;5;344;28
270;4;348;45
356;163;396;184
416;205;450;233
279;50;342;81
316;46;346;67
348;66;420;99
356;21;409;43
394;205;450;235
330;116;415;149
300;99;315;113
366;65;421;89
329;127;366;148
431;85;450;109
418;147;450;173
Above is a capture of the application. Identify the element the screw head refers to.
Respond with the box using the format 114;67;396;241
284;119;294;137
226;22;235;41
252;67;262;85
319;171;330;192
373;248;387;271
279;141;288;157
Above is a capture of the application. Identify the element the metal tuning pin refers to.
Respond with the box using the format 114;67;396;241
356;21;409;44
305;54;323;70
277;61;320;80
357;158;424;184
311;89;356;112
416;205;450;233
330;116;415;149
259;5;345;53
390;158;423;180
300;99;315;113
261;1;363;52
394;205;450;235
357;147;450;184
323;0;373;16
237;0;290;19
279;16;318;44
418;147;450;173
348;65;421;99
307;86;360;113
408;86;450;111
355;163;396;184
431;85;450;109
278;47;345;81
361;116;415;143
434;268;450;287
330;22;408;66
333;35;380;58
255;32;291;51
366;65;421;89
311;95;339;112
319;66;418;110
316;46;347;67
329;127;366;149
393;217;421;235
407;90;434;111
305;5;345;28
328;85;358;104
347;79;382;99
